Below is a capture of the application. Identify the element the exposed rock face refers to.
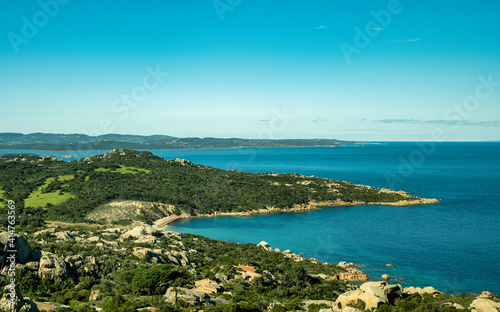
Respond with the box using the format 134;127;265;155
121;225;159;239
0;285;39;312
469;299;500;312
257;241;271;251
335;281;402;309
402;286;441;296
0;233;37;264
333;268;368;282
477;291;497;299
55;231;75;242
38;251;70;281
194;279;223;294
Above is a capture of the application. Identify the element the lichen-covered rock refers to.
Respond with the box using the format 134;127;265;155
38;251;69;281
0;285;39;312
0;285;24;312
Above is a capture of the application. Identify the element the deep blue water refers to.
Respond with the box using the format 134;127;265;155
162;143;500;295
2;143;499;294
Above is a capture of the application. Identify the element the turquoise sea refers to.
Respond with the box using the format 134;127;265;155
2;142;499;294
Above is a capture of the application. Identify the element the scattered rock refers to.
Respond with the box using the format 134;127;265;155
87;236;100;242
164;287;228;307
33;228;56;237
445;302;465;310
136;234;158;244
302;300;336;311
382;274;390;280
55;231;75;242
121;225;159;241
386;264;393;268
89;290;102;301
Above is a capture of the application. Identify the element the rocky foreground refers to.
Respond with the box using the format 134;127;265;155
0;222;499;312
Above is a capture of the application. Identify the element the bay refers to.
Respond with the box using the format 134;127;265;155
3;142;499;294
163;143;500;295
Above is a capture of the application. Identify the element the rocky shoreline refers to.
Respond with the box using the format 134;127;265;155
155;196;440;230
1;220;498;312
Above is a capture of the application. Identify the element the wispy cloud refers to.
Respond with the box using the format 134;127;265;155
315;25;326;30
386;38;424;43
257;119;270;122
370;27;384;31
312;118;329;123
373;119;422;124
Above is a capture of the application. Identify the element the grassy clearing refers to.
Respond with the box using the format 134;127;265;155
58;174;75;181
24;177;75;208
94;165;150;174
0;187;6;208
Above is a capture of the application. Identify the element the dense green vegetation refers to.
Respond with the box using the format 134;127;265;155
0;150;418;224
3;224;485;312
0;132;355;150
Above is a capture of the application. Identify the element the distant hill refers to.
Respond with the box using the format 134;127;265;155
0;132;358;150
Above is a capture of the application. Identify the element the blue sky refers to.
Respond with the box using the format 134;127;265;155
1;0;499;141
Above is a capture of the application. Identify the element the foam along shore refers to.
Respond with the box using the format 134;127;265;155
154;196;440;230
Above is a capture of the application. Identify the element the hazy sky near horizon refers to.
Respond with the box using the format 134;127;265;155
1;1;499;141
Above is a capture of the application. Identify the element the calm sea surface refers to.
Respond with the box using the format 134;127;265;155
3;142;499;294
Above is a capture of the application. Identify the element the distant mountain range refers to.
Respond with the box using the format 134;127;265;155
0;133;359;151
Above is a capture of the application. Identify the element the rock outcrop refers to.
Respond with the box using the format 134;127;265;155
402;286;441;296
55;231;75;242
477;291;497;299
335;281;402;309
469;299;500;312
38;251;70;281
0;233;37;264
333;268;368;282
0;285;39;312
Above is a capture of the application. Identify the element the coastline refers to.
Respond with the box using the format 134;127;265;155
154;197;440;230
